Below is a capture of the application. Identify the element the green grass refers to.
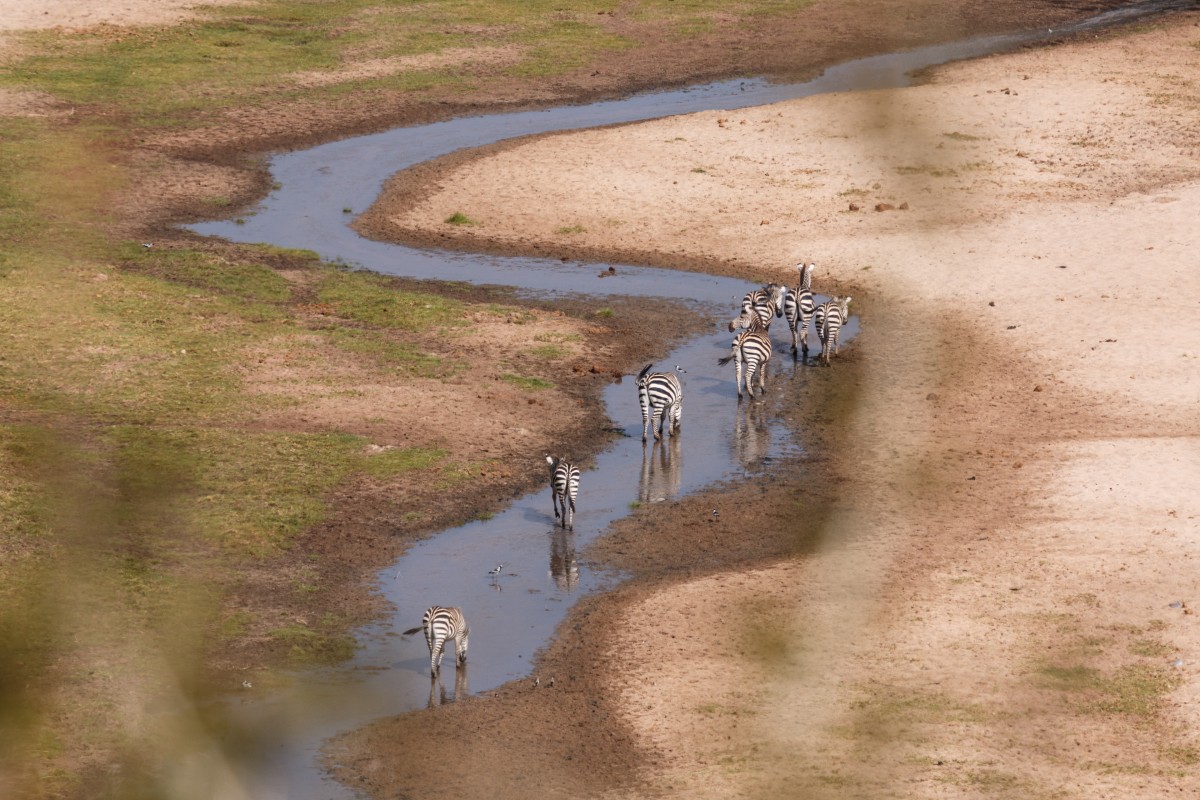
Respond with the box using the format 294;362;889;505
529;344;566;360
445;211;477;225
327;328;452;377
315;270;466;330
500;373;554;391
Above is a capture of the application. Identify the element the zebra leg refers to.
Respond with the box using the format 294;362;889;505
567;496;575;530
430;636;446;675
552;489;561;521
652;406;664;441
735;359;744;400
456;630;468;665
641;407;651;443
670;399;682;433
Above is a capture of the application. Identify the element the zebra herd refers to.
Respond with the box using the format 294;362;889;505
725;262;852;400
407;262;852;678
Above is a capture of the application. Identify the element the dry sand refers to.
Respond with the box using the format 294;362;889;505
363;15;1200;796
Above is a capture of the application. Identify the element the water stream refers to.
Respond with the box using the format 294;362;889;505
183;3;1194;796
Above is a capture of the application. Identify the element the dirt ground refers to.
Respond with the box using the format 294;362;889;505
4;1;1199;798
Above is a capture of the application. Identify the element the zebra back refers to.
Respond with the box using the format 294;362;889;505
816;295;851;365
417;605;469;674
636;365;682;441
784;264;817;355
546;455;580;528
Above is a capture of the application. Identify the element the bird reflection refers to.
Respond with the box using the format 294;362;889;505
549;528;579;592
638;435;682;505
427;663;469;708
733;397;771;472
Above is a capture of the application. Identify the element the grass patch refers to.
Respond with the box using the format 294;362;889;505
555;224;587;235
444;211;477;225
315;270;465;330
529;344;566;360
942;131;983;141
119;242;293;303
326;328;452;377
360;446;447;479
500;374;554;391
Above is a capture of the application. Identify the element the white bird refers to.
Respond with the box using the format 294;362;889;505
488;564;504;577
142;243;153;249
675;365;687;373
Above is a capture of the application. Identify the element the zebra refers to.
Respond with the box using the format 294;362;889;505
635;364;683;442
545;455;580;530
740;282;787;329
403;606;469;676
718;313;773;400
783;262;817;357
815;295;851;366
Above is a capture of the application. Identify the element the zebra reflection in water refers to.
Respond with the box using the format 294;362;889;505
733;397;771;473
638;435;682;505
427;663;469;708
549;528;579;592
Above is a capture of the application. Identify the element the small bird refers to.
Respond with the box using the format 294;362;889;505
532;676;540;688
241;680;253;690
675;365;687;373
488;564;504;577
712;509;719;517
141;243;153;249
548;677;556;688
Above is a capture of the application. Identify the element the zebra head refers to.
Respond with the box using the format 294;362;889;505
545;454;558;471
839;295;852;317
728;309;767;333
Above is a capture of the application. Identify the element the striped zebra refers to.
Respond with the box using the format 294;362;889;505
636;363;683;442
740;282;787;329
546;455;580;530
815;295;851;366
403;606;469;676
783;262;817;357
719;313;773;400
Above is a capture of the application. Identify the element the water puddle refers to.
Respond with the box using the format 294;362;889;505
183;2;1193;796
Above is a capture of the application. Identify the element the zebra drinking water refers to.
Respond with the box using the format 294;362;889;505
815;295;851;366
545;455;580;530
403;606;469;676
740;282;787;330
783;262;817;357
635;364;683;442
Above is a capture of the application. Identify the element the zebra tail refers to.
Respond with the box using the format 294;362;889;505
717;353;735;367
402;626;423;637
636;363;654;384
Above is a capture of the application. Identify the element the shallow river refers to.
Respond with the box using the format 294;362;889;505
184;3;1191;796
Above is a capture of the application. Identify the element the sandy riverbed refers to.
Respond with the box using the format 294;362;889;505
348;13;1200;797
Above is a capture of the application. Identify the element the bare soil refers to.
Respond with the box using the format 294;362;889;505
5;1;1198;798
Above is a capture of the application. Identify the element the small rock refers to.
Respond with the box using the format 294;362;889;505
848;202;860;211
899;201;909;210
874;203;895;212
1033;385;1042;392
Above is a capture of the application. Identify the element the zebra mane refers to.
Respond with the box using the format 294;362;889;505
636;363;654;384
